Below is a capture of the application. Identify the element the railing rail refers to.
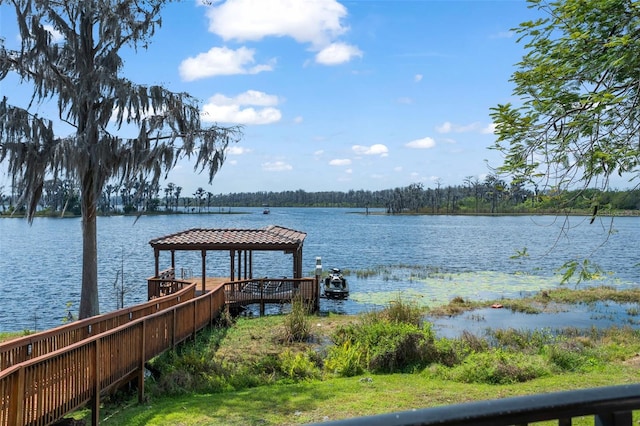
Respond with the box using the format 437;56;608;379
224;277;317;308
0;281;196;371
0;283;223;426
316;384;640;426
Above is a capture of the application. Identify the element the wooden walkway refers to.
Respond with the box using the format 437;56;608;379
0;275;318;426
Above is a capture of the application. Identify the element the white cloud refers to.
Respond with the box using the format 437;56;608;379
315;42;362;65
414;74;423;82
293;116;304;124
436;121;453;133
329;158;352;166
397;97;413;105
205;0;348;47
43;25;63;43
262;161;292;172
203;0;361;65
436;121;491;134
352;144;389;156
481;123;497;134
180;46;274;80
491;31;514;39
405;137;436;149
227;146;251;155
201;90;282;125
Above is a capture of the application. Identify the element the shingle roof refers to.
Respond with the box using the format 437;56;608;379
149;225;306;251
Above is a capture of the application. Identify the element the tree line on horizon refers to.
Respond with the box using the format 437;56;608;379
1;174;639;216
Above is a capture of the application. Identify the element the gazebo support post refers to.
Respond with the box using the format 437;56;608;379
154;249;160;278
229;250;235;281
201;250;206;294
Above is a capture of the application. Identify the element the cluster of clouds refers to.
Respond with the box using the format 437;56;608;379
183;0;363;126
177;0;496;181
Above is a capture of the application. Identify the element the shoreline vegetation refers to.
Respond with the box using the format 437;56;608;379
1;186;639;219
51;285;640;425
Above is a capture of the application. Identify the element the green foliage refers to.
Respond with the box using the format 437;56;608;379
278;349;322;381
281;294;312;343
543;343;598;372
381;296;426;327
448;349;551;384
491;0;640;193
328;302;435;375
324;341;366;377
558;259;605;284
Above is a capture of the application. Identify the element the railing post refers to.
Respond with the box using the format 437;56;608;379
138;321;146;403
9;366;25;426
260;279;265;316
92;339;101;425
171;308;176;348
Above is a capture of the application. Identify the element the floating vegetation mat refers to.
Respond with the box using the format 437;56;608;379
348;265;631;308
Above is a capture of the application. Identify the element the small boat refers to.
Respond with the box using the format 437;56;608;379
323;268;348;299
262;204;270;214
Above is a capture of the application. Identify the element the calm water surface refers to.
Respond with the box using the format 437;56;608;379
0;208;638;332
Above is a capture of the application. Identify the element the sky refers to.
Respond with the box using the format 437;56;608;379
3;0;620;196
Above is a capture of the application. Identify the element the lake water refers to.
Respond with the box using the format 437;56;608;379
1;208;639;333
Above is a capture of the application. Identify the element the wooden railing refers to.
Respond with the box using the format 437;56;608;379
147;268;191;299
0;282;196;371
0;282;222;426
224;278;318;314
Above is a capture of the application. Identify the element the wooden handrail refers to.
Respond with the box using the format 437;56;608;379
0;282;224;426
0;283;196;371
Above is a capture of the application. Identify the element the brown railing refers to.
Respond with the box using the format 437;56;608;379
224;278;318;314
147;268;192;299
0;282;196;371
0;282;216;426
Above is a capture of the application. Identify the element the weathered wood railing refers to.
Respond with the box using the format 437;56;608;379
0;281;196;371
224;277;318;314
0;282;223;426
147;268;191;299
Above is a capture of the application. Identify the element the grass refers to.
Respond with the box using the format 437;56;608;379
94;363;640;425
73;287;640;425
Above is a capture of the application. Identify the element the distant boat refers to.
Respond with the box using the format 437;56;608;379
262;204;270;214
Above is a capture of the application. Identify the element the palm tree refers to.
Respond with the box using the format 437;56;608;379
0;1;242;318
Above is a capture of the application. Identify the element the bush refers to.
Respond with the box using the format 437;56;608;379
279;349;322;380
449;349;550;384
329;308;436;375
324;341;366;377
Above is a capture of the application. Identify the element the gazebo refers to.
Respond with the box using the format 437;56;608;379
148;225;307;294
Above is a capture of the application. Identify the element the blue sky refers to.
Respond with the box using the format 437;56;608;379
2;1;560;195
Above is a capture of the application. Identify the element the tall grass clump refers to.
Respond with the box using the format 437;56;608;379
325;298;435;376
281;294;312;343
447;349;551;384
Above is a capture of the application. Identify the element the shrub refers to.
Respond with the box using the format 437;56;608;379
449;349;550;384
279;349;322;380
329;309;436;375
324;341;366;377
